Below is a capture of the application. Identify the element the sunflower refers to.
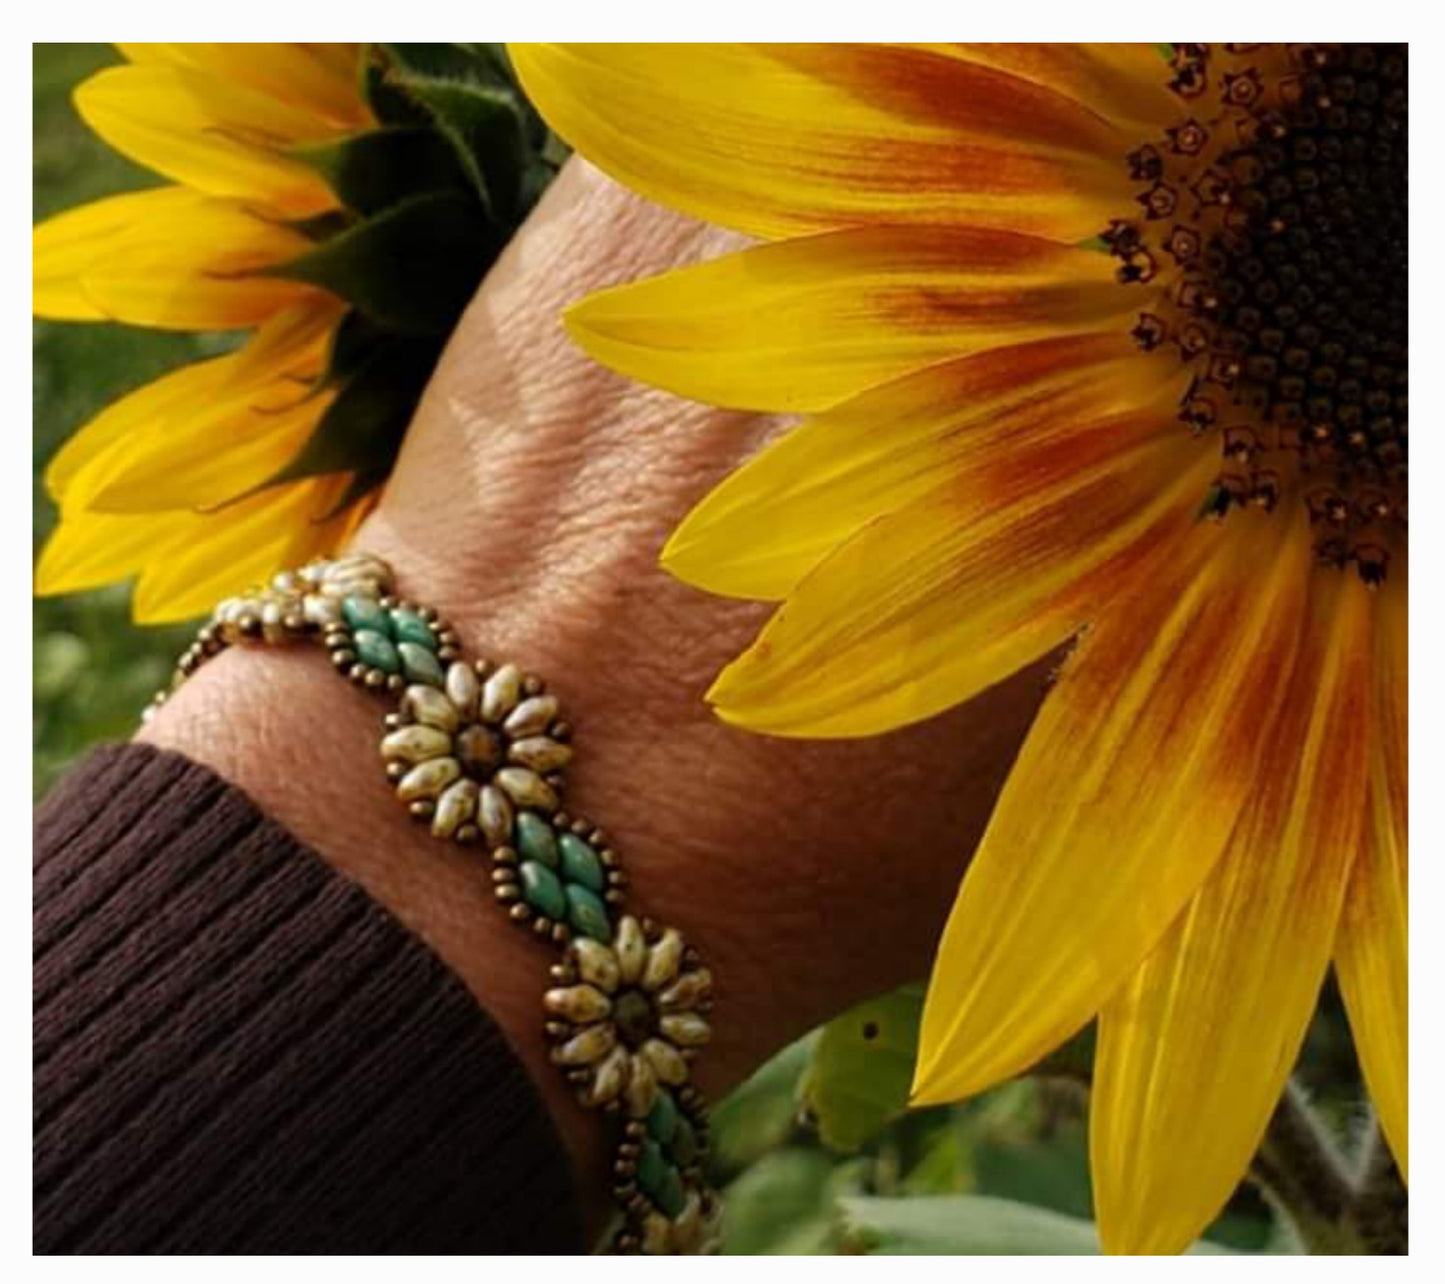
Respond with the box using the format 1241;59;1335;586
511;44;1407;1252
34;43;553;622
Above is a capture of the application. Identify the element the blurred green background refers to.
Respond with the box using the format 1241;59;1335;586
33;43;1367;1254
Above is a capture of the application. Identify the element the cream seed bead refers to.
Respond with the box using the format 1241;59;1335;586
615;917;647;985
403;684;460;733
381;724;452;763
432;778;479;838
545;984;613;1023
478;785;515;848
503;695;558;738
643;930;684;992
303;594;341;626
555;1023;617;1066
507;736;572;773
495;766;558;812
659;1014;711;1047
590;1046;632;1106
658;969;712;1013
573;938;622;992
481;663;522;722
641;1038;688;1086
642;1213;672;1255
445;661;480;719
397;756;462;801
674;1192;703;1245
625;1055;659;1118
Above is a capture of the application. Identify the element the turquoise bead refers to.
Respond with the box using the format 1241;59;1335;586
646;1091;678;1146
636;1139;668;1196
558;833;605;893
652;1166;685;1218
670;1115;698;1167
353;629;400;674
519;861;566;920
398;641;445;686
389;608;437;650
565;884;610;941
515;813;559;869
342;595;389;633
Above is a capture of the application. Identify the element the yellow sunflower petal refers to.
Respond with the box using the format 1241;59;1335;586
665;332;1176;601
116;43;369;130
74;64;339;216
511;43;1129;241
705;407;1203;738
81;306;336;512
1336;578;1408;1180
131;474;358;622
46;302;335;515
91;391;331;514
44;355;234;506
32;189;148;320
1092;573;1375;1255
566;226;1134;414
34;186;316;329
911;513;1312;1106
35;507;187;597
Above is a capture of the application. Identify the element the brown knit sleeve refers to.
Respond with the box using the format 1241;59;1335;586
34;742;586;1255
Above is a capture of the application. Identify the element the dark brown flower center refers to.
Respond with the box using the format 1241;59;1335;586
613;989;655;1050
1109;43;1407;584
456;723;505;776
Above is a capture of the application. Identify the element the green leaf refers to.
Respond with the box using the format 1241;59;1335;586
278;192;502;337
709;1034;813;1178
800;985;924;1152
294;127;471;217
839;1195;1241;1256
720;1149;868;1255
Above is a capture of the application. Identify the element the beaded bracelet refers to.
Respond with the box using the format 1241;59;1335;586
146;553;720;1255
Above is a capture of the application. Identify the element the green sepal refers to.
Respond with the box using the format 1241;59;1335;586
293;127;472;218
261;334;434;509
375;44;544;224
278;192;502;338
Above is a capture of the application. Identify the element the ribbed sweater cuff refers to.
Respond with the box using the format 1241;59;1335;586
34;742;585;1255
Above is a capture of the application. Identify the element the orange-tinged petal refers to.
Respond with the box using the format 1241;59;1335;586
706;409;1203;738
116;43;369;130
664;332;1178;600
75;64;340;216
511;43;1129;241
33;186;317;329
1337;577;1408;1180
567;226;1135;414
1092;572;1375;1255
944;44;1177;131
759;44;1124;155
912;512;1312;1106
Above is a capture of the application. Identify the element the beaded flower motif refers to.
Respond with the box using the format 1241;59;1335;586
380;659;572;843
545;915;712;1117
